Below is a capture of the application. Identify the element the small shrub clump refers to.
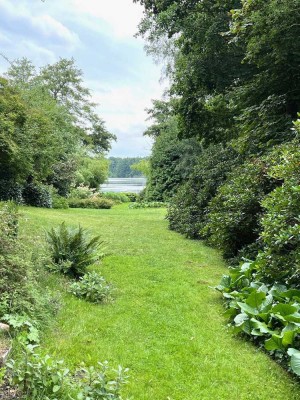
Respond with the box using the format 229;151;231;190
7;345;129;400
129;201;166;209
46;222;104;278
69;271;112;303
68;197;113;209
101;192;130;203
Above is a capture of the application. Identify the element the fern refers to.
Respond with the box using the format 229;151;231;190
46;222;104;278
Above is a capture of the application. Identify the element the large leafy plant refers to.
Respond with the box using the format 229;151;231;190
217;261;300;376
46;223;104;278
69;272;112;303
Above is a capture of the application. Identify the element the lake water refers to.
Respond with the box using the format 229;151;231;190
100;177;146;193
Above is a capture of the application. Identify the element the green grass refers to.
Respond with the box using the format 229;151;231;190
19;205;300;400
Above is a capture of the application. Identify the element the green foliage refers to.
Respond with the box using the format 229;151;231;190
109;157;146;178
122;192;138;202
0;203;56;324
0;202;18;255
217;261;300;375
167;144;240;238
68;197;113;209
2;314;40;344
75;156;109;189
7;346;72;400
6;345;128;400
145;111;202;201
51;195;69;210
69;272;113;303
101;192;130;203
129;201;166;209
202;159;277;259
130;159;150;178
254;141;300;286
46;223;104;278
69;185;96;199
0;180;23;203
22;182;52;208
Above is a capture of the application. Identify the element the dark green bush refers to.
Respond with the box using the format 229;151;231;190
22;183;52;208
68;197;113;209
123;192;138;202
46;222;104;278
254;141;300;286
69;271;112;303
0;180;23;203
167;144;240;238
202;159;277;259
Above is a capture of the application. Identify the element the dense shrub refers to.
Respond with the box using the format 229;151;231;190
202;158;279;259
0;202;18;255
48;186;69;209
0;180;23;203
123;192;138;202
46;223;104;278
167;144;240;239
69;185;96;199
22;182;52;208
0;203;55;322
101;192;130;203
68;197;113;209
254;141;300;286
69;271;112;303
52;194;69;209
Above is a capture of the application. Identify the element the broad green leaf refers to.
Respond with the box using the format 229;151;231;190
281;289;300;300
246;290;266;309
265;334;285;351
271;303;297;316
250;318;274;335
282;331;295;347
237;302;258;316
234;313;249;326
288;348;300;376
284;313;300;323
53;385;60;393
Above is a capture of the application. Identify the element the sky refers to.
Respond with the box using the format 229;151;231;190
0;0;165;157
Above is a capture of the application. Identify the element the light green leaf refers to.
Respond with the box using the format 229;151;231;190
265;334;284;351
246;290;266;309
53;385;60;393
288;348;300;375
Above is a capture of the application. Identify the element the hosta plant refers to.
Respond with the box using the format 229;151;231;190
217;261;300;376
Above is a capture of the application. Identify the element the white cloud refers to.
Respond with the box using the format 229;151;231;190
32;14;80;47
70;0;143;39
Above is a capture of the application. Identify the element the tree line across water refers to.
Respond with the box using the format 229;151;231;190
134;0;300;375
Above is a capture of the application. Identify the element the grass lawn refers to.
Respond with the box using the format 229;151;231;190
19;204;300;400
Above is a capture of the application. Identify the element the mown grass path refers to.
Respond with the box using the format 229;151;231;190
20;205;299;400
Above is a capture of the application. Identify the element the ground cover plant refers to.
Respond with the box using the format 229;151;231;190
69;271;113;303
18;205;300;400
